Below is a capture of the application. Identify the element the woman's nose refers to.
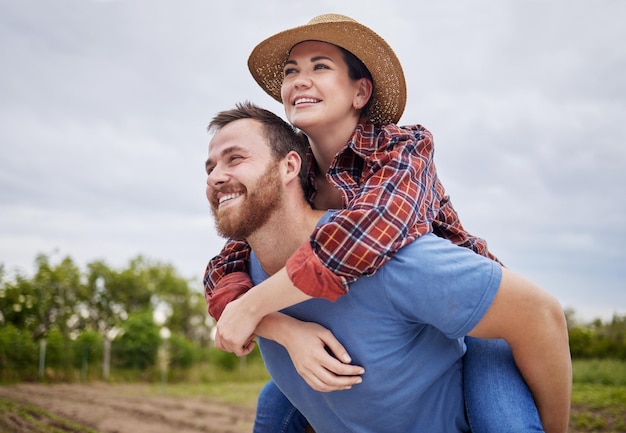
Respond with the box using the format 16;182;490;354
293;73;312;89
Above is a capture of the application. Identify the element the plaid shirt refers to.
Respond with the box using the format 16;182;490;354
204;120;499;319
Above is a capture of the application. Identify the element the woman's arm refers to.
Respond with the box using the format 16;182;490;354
203;238;253;320
215;267;312;355
216;123;480;350
282;123;444;300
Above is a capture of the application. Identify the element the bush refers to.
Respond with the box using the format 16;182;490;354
569;314;626;360
210;347;239;371
43;329;73;370
168;333;198;369
72;330;104;370
112;311;160;369
569;326;594;358
573;359;626;386
0;324;37;379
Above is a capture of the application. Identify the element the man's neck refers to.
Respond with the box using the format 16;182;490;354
246;205;326;276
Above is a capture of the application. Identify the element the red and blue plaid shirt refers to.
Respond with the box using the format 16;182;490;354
204;120;499;319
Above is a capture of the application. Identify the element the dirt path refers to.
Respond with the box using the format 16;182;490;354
0;383;256;433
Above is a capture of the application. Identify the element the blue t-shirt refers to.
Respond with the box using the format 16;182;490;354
251;212;501;433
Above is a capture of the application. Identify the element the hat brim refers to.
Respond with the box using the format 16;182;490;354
247;16;406;125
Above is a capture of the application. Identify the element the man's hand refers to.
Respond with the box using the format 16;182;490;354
282;321;364;392
254;312;364;392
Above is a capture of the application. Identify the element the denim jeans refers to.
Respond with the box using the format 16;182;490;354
253;380;310;433
253;338;543;432
463;337;544;432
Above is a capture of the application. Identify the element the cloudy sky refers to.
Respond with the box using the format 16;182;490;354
1;0;624;322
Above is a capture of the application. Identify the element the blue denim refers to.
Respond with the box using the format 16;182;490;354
253;380;309;433
463;337;544;432
254;338;543;432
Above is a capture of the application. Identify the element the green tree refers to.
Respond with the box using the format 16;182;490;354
110;257;155;315
81;260;123;335
0;271;37;335
159;283;211;344
30;254;82;340
1;252;216;381
0;254;84;345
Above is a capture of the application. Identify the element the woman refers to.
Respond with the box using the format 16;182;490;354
207;14;562;432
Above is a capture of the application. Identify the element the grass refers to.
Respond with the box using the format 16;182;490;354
154;359;626;432
0;397;100;433
152;380;626;432
1;359;624;432
570;384;626;432
182;359;626;432
573;359;626;386
153;380;269;407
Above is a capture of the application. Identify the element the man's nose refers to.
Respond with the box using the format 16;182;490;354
207;164;229;187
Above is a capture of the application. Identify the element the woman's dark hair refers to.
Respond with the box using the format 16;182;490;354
339;46;374;118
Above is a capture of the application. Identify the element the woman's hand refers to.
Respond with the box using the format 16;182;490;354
215;268;312;356
214;295;260;356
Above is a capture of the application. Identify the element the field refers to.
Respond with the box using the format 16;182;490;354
0;382;264;433
0;359;625;433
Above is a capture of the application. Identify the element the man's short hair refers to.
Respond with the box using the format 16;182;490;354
208;101;311;197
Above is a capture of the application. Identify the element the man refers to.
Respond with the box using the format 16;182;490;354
204;102;571;432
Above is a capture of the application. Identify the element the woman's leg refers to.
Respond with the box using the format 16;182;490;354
253;380;310;433
463;337;544;433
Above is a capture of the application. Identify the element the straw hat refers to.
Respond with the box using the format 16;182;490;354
247;14;407;125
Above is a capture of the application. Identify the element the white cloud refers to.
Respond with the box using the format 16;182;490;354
0;0;624;321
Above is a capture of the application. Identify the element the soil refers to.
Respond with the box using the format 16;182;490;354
0;383;256;433
0;383;622;433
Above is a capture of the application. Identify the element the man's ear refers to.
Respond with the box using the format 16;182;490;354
283;151;303;184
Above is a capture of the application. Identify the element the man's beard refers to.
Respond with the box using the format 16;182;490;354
212;162;283;240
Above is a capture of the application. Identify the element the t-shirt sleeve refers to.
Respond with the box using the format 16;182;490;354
380;234;502;339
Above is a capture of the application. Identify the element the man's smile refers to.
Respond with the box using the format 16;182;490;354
216;191;244;210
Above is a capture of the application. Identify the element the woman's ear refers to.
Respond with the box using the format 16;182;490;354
354;78;373;110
